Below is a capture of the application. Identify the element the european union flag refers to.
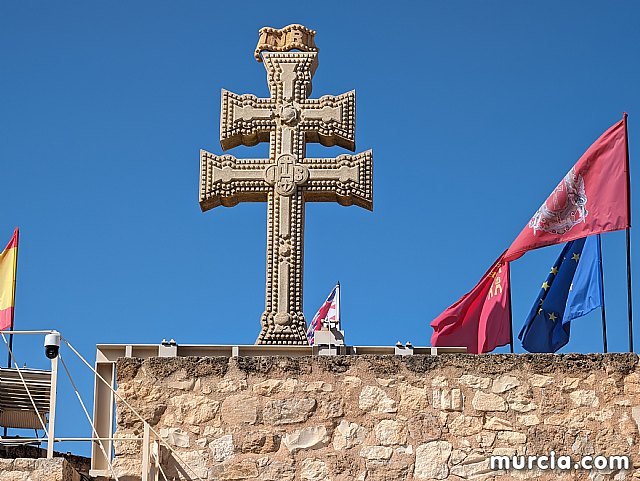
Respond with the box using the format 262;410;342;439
519;236;603;353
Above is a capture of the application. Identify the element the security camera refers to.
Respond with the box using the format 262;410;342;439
44;332;61;359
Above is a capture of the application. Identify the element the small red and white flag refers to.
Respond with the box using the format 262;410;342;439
307;284;339;345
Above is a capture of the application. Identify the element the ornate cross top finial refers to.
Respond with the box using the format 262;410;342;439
200;26;373;344
254;24;318;61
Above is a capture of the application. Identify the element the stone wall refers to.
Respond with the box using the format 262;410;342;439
113;354;640;480
0;457;82;481
1;446;91;477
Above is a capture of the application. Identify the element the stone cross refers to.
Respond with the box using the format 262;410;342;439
199;26;373;344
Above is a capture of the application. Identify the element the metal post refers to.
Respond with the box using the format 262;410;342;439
597;234;608;352
47;356;58;459
626;228;633;352
507;263;514;353
336;281;341;330
624;113;633;352
331;282;340;355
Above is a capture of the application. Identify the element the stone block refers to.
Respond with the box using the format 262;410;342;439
431;376;449;387
517;414;540;426
253;379;297;395
432;388;463;411
240;431;280;454
508;396;537;413
414;441;452;480
299;458;328;481
398;382;428;411
484;416;513;431
359;445;393;461
448;414;483;436
171;394;220;425
407;412;444;443
530;374;554;387
283;426;329;452
219;459;259;480
492;375;520;393
222;394;259;424
496;430;527;445
168;379;195;390
472;391;508;412
374;419;407;446
263;398;316;425
570;389;600;407
359;385;397;413
210;434;234;462
319;398;344;419
561;377;581;391
303;380;333;392
459;374;491;389
258;460;296;481
333;420;367;450
449;457;493;478
160;427;190;448
217;378;248;393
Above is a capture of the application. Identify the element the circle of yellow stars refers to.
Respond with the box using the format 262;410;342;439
538;252;581;322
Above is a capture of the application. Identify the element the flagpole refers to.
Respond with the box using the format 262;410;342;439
332;282;340;355
507;263;514;353
336;281;341;330
627;229;633;352
597;234;608;353
624;113;634;353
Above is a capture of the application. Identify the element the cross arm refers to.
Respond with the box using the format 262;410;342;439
199;150;271;211
300;91;356;151
220;90;277;151
301;150;373;210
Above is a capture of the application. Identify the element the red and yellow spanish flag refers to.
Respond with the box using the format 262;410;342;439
0;228;19;331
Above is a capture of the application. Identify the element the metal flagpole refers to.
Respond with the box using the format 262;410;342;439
336;281;341;331
624;113;634;353
597;234;608;353
330;282;339;355
507;263;514;353
627;228;633;353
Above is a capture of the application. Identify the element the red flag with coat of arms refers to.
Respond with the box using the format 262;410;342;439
505;115;630;262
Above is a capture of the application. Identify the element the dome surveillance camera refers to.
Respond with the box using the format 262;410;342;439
44;332;61;359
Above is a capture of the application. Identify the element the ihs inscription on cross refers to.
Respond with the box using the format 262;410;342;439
199;25;373;344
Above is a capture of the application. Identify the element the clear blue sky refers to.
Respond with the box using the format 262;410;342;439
1;0;639;455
